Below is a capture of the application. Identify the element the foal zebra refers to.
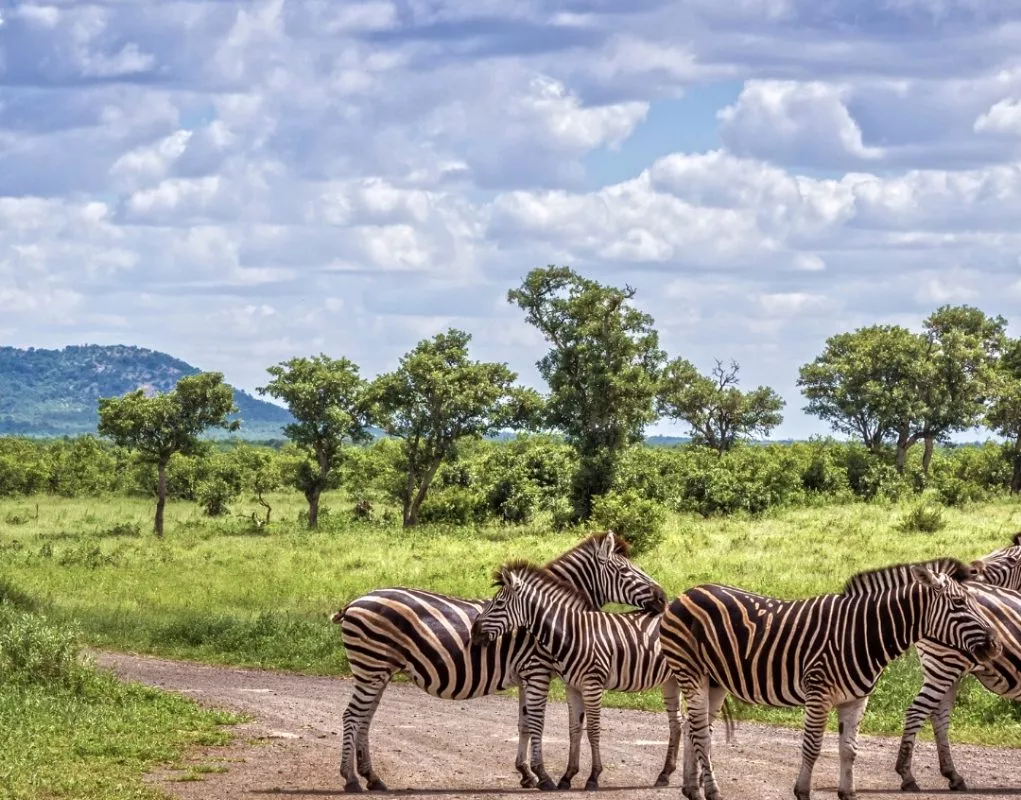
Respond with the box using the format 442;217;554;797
896;534;1021;791
659;561;1000;800
332;532;666;792
470;561;682;791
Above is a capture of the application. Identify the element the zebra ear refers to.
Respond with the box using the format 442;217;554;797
910;564;940;589
501;567;522;592
598;532;616;561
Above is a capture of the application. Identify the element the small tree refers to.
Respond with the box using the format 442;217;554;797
97;372;238;536
658;359;785;453
797;325;928;471
367;329;539;527
508;266;664;521
988;338;1021;494
914;305;1007;473
258;355;370;529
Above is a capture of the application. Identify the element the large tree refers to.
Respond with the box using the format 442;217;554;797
366;329;539;527
987;338;1021;494
797;325;928;471
659;359;785;454
914;305;1007;473
98;372;238;536
508;266;665;521
258;355;370;529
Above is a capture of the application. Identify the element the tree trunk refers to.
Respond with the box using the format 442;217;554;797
922;436;936;475
155;462;167;538
895;432;909;474
257;493;272;525
404;461;442;528
306;487;321;529
1012;435;1021;495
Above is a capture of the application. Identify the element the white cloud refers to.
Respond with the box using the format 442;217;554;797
975;98;1021;135
718;81;884;166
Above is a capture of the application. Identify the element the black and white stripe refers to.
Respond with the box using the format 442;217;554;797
470;562;680;791
332;532;666;792
896;535;1021;791
659;561;1000;800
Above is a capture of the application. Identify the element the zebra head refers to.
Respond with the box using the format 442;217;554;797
912;565;1001;663
970;532;1021;590
470;563;588;646
544;531;667;614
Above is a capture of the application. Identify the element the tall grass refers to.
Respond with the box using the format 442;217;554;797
2;492;1021;746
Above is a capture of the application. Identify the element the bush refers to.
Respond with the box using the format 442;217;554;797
0;603;94;690
897;501;947;534
590;489;666;555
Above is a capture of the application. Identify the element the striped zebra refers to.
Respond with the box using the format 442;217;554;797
659;560;1000;800
470;561;686;791
896;534;1021;791
332;532;666;793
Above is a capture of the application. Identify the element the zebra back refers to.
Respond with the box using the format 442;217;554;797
841;557;976;595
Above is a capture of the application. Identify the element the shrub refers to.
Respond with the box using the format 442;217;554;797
590;489;666;555
0;603;94;690
897;501;946;534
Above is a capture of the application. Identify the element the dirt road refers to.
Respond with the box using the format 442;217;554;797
94;651;1021;800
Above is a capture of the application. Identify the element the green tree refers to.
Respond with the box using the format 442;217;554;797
658;359;785;454
366;329;538;527
914;305;1007;473
257;355;370;529
97;372;238;536
508;266;664;520
987;338;1021;493
797;325;928;472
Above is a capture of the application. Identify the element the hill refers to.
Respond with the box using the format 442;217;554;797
0;345;292;438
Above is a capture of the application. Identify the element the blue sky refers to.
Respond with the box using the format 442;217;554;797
2;0;1021;440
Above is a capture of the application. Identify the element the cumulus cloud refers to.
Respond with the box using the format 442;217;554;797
3;0;1021;437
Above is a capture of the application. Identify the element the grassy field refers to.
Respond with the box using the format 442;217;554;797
2;491;1021;750
0;599;241;799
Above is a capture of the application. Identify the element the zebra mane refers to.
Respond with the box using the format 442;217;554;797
841;557;974;595
493;560;590;604
544;531;633;569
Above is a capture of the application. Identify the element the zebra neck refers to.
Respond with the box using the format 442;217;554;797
848;585;928;675
545;560;600;608
520;589;588;659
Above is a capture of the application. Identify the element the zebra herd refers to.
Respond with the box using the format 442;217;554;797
332;531;1021;799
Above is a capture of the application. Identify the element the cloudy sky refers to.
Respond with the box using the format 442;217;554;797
2;0;1021;439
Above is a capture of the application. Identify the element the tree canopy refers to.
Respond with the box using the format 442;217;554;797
659;359;785;453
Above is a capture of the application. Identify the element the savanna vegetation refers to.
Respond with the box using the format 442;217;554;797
4;266;1021;798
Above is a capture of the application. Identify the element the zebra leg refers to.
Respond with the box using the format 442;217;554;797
557;684;585;790
896;652;968;792
682;679;722;800
516;687;539;789
354;678;389;791
522;673;558;791
341;676;388;792
793;693;831;800
835;696;869;800
655;677;682;787
581;684;605;791
932;681;967;791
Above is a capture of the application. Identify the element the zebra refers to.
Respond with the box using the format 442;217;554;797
332;532;666;793
658;560;1000;800
469;560;686;791
895;533;1021;792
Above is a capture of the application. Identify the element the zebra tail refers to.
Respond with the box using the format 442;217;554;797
719;694;737;744
329;606;348;624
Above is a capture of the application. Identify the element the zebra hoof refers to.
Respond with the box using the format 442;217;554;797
366;778;388;792
520;775;538;789
948;776;968;792
344;779;364;793
681;788;700;800
584;779;599;791
900;780;920;792
557;778;572;791
538;778;558;792
654;773;670;788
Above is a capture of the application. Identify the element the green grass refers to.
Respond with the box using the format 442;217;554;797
0;602;242;799
2;492;1021;748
